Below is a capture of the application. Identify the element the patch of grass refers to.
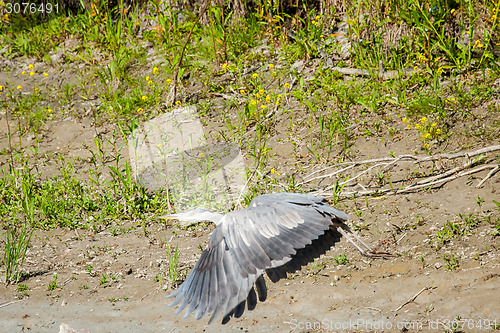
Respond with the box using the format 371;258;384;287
442;254;460;270
433;213;481;249
2;168;35;285
166;244;180;285
99;274;109;286
307;258;325;276
46;273;61;291
334;254;349;265
86;264;96;277
16;283;29;292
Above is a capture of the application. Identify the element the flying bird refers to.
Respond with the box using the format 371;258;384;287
160;192;390;324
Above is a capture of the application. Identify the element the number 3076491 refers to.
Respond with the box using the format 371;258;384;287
5;2;60;14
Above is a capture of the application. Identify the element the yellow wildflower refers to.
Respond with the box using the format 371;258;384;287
431;123;436;127
268;64;274;70
222;63;228;70
30;71;35;76
166;79;172;84
260;104;267;109
22;71;26;75
402;117;408;123
175;101;181;106
240;89;246;95
424;143;429;149
415;124;421;130
272;71;277;76
423;133;431;139
142;95;148;101
252;73;258;79
44;73;49;77
284;82;290;89
28;64;34;70
137;108;143;114
258;89;264;95
406;124;412;129
16;85;22;90
420;117;427;123
436;129;441;135
152;67;159;74
271;168;281;175
0;85;4;91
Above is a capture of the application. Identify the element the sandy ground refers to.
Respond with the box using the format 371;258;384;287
1;51;500;332
1;181;499;332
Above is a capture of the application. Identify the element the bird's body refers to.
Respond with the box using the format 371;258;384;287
160;192;388;324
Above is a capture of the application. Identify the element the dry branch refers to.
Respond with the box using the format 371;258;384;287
393;285;434;312
306;145;500;198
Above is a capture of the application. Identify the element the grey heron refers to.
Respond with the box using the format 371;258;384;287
160;192;390;324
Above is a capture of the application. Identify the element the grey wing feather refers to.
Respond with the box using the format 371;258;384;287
167;192;349;323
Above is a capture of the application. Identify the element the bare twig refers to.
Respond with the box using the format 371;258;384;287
476;165;500;188
416;145;500;162
302;155;418;184
393;285;434;312
415;159;474;185
398;164;497;193
0;300;23;309
305;145;500;198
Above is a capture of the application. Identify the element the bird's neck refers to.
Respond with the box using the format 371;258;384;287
207;212;224;226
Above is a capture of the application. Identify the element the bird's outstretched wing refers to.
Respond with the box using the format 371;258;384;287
167;193;349;323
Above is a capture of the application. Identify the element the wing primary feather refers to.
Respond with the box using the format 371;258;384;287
247;286;257;310
195;268;211;320
183;271;206;319
176;264;203;313
234;300;246;318
174;270;203;314
255;274;267;301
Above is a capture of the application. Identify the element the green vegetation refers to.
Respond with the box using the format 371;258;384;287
46;273;61;291
442;253;460;270
334;254;349;265
166;244;180;285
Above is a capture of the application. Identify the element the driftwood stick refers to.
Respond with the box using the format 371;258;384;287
398;164;497;193
415;159;475;185
393;285;434;312
304;146;500;197
415;145;500;162
476;165;500;188
304;145;500;182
